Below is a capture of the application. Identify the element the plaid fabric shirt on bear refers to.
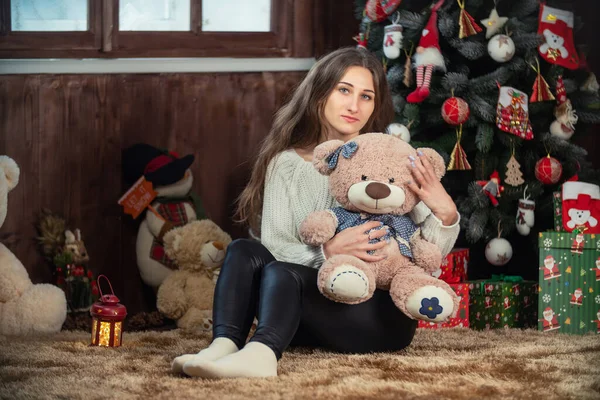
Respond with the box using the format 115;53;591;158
331;207;418;258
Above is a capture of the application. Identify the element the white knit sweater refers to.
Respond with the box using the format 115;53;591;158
260;149;460;269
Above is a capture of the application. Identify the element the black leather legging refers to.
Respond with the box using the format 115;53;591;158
212;239;417;359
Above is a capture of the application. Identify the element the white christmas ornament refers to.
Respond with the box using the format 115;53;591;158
481;8;508;39
383;23;403;60
488;34;515;63
386;123;411;142
485;238;513;266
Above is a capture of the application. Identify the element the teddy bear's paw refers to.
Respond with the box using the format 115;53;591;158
323;265;371;303
405;286;454;322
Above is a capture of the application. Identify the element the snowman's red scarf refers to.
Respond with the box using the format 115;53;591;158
149;200;193;269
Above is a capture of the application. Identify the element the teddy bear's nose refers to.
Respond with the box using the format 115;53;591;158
365;182;391;200
213;241;224;250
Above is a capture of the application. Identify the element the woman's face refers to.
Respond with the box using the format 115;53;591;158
322;66;376;141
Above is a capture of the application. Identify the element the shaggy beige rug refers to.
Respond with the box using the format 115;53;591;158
1;328;599;400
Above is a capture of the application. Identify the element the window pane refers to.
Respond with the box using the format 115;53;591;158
11;0;88;31
119;0;190;31
202;0;270;32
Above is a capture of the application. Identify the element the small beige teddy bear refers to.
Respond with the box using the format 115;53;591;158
299;133;459;323
156;219;232;331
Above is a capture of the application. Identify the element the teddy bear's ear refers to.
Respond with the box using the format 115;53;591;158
0;156;20;192
163;228;182;256
312;140;345;175
417;148;446;180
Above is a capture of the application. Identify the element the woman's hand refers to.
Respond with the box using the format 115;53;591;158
406;151;458;225
323;220;389;262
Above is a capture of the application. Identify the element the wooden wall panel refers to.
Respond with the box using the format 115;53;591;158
0;72;305;313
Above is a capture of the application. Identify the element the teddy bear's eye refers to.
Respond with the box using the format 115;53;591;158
389;178;395;184
361;175;368;181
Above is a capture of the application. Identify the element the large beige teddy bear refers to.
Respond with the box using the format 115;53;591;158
0;156;67;335
299;133;459;323
156;219;231;331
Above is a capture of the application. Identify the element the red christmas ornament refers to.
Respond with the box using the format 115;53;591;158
442;97;470;125
365;0;403;22
535;156;563;185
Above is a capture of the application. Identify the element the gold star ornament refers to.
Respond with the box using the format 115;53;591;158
481;8;508;39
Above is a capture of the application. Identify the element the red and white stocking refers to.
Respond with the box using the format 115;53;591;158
538;4;579;70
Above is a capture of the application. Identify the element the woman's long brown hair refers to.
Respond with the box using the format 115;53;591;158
236;47;394;234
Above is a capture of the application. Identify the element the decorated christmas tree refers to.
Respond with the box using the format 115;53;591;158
355;0;600;278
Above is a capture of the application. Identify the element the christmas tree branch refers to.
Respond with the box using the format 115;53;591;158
467;94;496;123
475;124;494;153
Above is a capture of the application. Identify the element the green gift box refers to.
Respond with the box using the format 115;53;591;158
468;276;538;330
538;231;600;335
553;191;564;232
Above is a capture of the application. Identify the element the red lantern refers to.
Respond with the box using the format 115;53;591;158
442;97;470;125
535;156;562;185
90;275;127;347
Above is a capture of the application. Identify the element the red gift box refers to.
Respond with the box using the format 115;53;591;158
418;283;469;329
431;248;469;283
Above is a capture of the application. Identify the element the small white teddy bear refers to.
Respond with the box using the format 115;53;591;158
567;208;598;230
540;29;569;59
0;155;67;336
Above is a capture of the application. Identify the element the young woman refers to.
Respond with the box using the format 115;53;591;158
171;47;460;379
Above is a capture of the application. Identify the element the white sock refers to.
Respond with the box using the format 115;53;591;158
182;341;278;379
171;337;238;374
